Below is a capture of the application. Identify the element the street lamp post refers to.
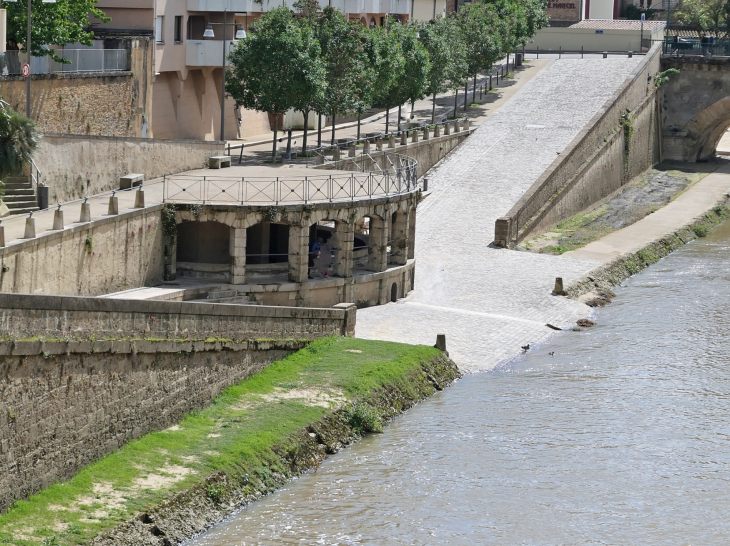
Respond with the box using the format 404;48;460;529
204;9;246;142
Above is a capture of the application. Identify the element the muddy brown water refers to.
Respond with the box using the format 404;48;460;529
185;221;730;545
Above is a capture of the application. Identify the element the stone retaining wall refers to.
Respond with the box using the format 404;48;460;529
494;44;663;246
0;337;308;512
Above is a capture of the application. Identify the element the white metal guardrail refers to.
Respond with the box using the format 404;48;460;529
0;49;129;76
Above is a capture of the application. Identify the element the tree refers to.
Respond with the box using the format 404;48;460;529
0;99;40;183
314;7;369;144
396;22;429;123
457;5;500;112
4;0;110;61
367;23;405;135
676;0;730;38
226;7;325;161
444;14;468;118
292;15;327;155
418;17;458;123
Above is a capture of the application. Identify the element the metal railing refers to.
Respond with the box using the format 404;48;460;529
0;49;129;76
662;38;730;56
163;154;419;205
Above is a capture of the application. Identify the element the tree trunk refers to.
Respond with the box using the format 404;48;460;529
331;111;336;144
453;89;458;117
272;113;278;162
302;110;309;155
410;101;414;120
472;73;477;105
357;113;361;140
432;94;436;124
464;81;468;112
398;104;402;132
317;113;322;147
385;105;390;134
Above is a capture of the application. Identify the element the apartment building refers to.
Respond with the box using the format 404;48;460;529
93;0;410;141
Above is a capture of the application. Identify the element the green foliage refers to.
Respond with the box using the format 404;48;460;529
619;110;635;168
161;204;177;241
655;68;680;88
344;402;383;434
676;0;730;38
4;0;110;60
0;100;40;180
84;236;93;254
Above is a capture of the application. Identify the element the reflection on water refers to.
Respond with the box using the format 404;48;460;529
186;221;730;545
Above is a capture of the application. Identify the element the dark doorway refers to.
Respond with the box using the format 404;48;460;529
246;222;290;264
391;282;398;302
176;221;230;264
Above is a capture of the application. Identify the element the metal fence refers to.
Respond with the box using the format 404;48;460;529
0;49;129;76
663;39;730;57
163;155;419;205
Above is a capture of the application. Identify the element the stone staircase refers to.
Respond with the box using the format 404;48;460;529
2;176;38;216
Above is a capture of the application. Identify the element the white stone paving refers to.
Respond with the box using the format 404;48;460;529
356;58;641;372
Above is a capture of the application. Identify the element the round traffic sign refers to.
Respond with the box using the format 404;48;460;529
21;64;30;77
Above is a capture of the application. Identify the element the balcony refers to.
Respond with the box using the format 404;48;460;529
187;0;254;12
186;40;237;67
389;0;408;14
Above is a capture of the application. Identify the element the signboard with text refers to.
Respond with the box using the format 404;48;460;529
546;0;580;22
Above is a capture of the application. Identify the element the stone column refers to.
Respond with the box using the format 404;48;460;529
368;215;388;273
332;220;354;278
389;212;408;266
229;227;246;284
407;207;416;260
288;224;309;283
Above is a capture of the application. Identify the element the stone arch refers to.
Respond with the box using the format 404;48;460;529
407;206;416;260
246;221;290;265
353;212;387;273
389;210;408;266
684;96;730;161
176;220;231;280
309;217;354;278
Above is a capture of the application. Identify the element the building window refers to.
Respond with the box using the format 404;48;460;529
156;16;164;43
174;16;183;43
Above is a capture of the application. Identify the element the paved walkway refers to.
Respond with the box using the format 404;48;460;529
565;162;730;263
356;57;642;372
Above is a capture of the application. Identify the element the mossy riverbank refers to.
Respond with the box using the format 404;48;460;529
0;337;460;546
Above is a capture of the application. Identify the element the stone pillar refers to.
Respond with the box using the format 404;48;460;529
229;227;247;284
349;145;356;157
288;225;310;283
445;123;451;135
389;211;408;266
463;119;470;130
107;195;119;215
423;127;429;140
332;148;341;161
52;209;64;230
407;207;416;260
24;217;36;238
400;132;408;146
388;136;396;149
454;120;461;133
79;202;91;223
411;130;419;143
434;125;441;137
332;220;354;278
376;138;383;151
363;140;371;154
134;189;145;208
367;215;388;273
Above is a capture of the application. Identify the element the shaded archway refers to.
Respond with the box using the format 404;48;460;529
176;221;231;279
685;96;730;161
353;214;386;272
388;211;408;266
246;222;290;265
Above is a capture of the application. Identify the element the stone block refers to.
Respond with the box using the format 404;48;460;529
52;209;64;230
24;217;36;238
208;156;231;169
134;189;145;208
120;174;144;190
79;203;91;223
107;195;119;215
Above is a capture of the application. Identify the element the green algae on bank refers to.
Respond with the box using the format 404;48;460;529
0;337;460;546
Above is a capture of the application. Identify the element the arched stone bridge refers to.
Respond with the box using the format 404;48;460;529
662;55;730;161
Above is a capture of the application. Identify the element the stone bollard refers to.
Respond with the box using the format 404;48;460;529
52;209;64;230
332;148;341;161
79;201;91;222
553;277;564;295
463;119;470;130
434;125;441;137
400;131;408;146
444;123;451;135
423;127;429;140
108;194;119;215
363;141;370;154
388;136;396;149
24;216;36;238
454;120;461;133
434;334;449;356
0;225;5;247
376;138;383;151
349;145;356;157
411;130;419;143
134;189;145;208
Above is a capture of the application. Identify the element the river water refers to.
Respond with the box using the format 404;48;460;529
186;221;730;545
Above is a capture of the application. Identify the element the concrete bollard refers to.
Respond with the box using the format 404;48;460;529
628;50;633;58
24;216;36;238
79;202;91;222
603;51;608;58
434;334;448;355
52;209;64;230
108;195;119;215
349;145;356;157
434;125;441;137
332;148;341;161
388;136;396;149
423;178;429;191
0;225;5;247
454;120;461;133
553;277;564;295
363;141;371;154
376;138;383;151
411;130;418;143
423;127;429;140
445;123;451;135
134;189;145;209
463;119;470;130
400;132;408;146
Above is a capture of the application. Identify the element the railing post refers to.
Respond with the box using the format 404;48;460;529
276;176;279;205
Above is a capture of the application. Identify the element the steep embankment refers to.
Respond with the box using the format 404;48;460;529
0;337;460;546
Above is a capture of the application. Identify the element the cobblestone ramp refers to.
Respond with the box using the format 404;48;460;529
357;58;641;372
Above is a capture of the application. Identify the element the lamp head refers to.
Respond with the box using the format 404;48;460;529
203;25;215;38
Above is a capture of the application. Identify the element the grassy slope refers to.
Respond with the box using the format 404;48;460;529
0;337;444;546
